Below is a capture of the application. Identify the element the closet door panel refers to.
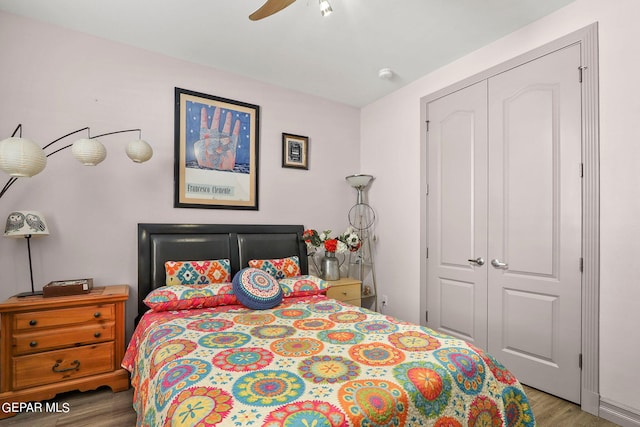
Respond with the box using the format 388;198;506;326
427;81;488;348
487;43;582;403
503;88;555;275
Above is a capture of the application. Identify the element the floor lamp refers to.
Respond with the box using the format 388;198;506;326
3;210;49;297
345;174;377;311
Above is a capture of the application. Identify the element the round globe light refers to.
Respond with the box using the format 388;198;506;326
126;139;153;163
0;137;47;177
71;138;107;166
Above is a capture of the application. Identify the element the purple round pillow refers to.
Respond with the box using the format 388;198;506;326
232;267;283;310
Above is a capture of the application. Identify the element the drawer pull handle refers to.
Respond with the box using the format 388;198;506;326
52;360;80;373
29;320;37;326
93;312;101;318
94;332;101;338
342;291;348;295
29;341;38;348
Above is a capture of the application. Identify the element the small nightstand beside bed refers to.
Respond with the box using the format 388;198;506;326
123;223;535;426
0;285;130;419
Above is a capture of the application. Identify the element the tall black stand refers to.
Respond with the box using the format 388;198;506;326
16;234;42;297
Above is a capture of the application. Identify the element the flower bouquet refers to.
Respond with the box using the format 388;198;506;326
302;228;361;279
302;227;361;254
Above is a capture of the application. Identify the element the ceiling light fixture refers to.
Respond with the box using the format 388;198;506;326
378;68;394;80
319;0;333;17
0;124;153;199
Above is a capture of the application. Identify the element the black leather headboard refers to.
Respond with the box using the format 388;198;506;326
137;223;308;320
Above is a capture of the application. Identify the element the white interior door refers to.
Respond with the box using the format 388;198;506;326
487;43;582;403
427;81;488;349
426;43;582;404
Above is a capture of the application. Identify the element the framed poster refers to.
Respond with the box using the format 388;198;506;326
282;133;309;170
174;87;260;209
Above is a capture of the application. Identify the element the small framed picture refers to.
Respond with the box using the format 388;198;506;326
282;133;309;170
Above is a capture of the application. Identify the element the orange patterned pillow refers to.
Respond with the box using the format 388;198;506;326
248;256;301;280
165;260;231;286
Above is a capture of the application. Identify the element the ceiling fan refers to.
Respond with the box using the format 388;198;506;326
249;0;332;20
249;0;296;20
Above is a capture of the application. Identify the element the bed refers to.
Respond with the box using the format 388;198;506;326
123;223;535;426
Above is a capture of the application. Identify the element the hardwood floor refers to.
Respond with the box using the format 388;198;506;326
523;386;620;427
0;385;620;426
0;387;136;427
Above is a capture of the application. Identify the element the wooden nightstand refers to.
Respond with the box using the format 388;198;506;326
0;285;130;419
326;277;362;306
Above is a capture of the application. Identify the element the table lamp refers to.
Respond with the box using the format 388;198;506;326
4;210;49;297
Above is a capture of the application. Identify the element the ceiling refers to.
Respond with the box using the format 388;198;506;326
0;0;575;107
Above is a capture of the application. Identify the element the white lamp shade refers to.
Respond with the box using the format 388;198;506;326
126;139;153;163
4;211;49;237
345;174;374;189
0;137;47;177
72;138;107;166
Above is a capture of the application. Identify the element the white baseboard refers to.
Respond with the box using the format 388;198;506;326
581;389;600;415
600;400;640;427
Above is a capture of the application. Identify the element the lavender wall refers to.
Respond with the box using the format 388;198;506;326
0;12;361;337
361;0;640;418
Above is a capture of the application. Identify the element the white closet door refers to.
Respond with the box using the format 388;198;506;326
427;81;488;349
427;43;583;403
487;43;582;403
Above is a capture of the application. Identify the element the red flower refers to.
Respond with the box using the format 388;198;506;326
324;239;338;252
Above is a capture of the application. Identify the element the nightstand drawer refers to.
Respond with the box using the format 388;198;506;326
12;342;115;390
14;304;115;330
327;283;360;301
14;321;115;355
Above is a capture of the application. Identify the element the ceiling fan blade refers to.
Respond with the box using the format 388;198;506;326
249;0;297;21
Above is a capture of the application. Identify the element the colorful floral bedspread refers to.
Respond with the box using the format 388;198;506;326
123;296;535;426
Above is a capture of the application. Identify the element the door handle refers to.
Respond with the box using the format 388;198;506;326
468;257;484;266
491;259;508;269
